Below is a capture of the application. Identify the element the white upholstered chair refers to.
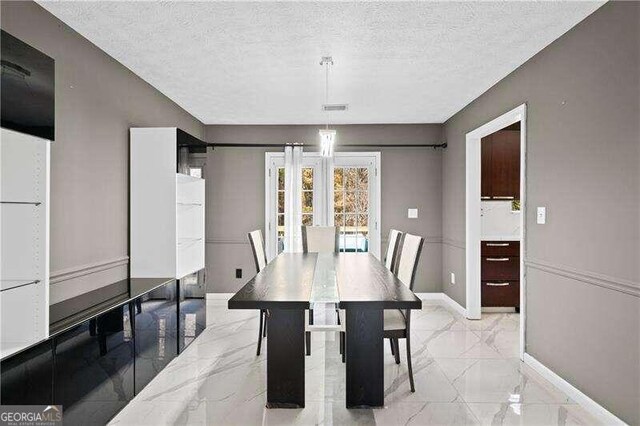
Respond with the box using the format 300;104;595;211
301;226;339;253
247;230;268;356
384;229;403;272
384;232;424;392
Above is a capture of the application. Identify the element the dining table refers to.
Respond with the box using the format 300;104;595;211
228;252;422;409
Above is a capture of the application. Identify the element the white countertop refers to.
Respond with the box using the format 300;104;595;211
481;235;521;241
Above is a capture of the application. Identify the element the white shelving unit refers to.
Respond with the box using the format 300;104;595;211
0;128;51;358
130;128;205;279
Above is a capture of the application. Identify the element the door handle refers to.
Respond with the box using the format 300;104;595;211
486;243;509;247
486;282;510;287
486;257;510;262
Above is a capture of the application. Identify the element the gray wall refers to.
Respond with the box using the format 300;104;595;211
204;124;444;293
1;1;204;303
442;2;639;423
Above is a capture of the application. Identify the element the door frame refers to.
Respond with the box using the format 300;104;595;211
465;103;527;360
328;152;382;258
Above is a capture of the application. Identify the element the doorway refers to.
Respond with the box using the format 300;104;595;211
465;104;526;360
265;152;381;261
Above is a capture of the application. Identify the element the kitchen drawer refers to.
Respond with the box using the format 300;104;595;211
481;281;519;307
481;256;520;280
481;241;519;257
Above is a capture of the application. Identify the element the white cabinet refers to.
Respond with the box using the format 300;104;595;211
130;128;205;279
0;128;50;358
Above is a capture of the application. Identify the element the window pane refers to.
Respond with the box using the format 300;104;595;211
278;168;285;190
344;192;356;213
356;191;369;213
345;168;357;190
302;191;313;213
345;214;356;227
302;168;313;190
357;213;368;228
278;192;285;214
334;213;344;226
277;214;284;226
334;191;343;213
302;214;313;226
357;168;368;191
334;168;343;191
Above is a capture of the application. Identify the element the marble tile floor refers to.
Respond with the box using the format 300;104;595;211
110;301;600;426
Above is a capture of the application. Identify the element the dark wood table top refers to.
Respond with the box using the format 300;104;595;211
228;253;316;310
228;252;421;310
336;253;421;309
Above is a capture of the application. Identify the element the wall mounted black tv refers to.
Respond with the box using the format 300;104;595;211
1;30;55;141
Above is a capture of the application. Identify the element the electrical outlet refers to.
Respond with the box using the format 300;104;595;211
450;272;456;285
408;208;418;219
235;268;242;279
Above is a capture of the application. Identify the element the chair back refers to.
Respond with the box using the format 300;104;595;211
301;226;339;253
247;230;268;273
395;233;424;291
384;229;403;272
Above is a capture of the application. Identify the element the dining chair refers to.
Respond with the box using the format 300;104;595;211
301;225;340;356
384;229;403;272
247;230;268;356
301;225;340;253
384;232;424;392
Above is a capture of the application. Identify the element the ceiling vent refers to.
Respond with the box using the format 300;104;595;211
322;104;348;112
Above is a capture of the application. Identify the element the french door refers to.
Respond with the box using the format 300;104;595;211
265;152;380;260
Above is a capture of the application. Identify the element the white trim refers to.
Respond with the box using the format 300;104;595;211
523;353;626;426
415;292;468;317
206;292;232;300
465;103;527;361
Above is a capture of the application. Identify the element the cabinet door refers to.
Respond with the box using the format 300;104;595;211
490;130;520;199
481;134;493;199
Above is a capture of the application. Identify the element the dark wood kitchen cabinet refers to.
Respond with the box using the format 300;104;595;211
481;128;520;200
481;241;520;309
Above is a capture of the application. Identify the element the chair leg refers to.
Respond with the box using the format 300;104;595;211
339;331;344;355
389;338;395;356
340;331;346;363
393;338;401;364
406;335;415;392
306;331;311;356
256;310;264;356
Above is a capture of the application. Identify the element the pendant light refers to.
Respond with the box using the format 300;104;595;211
319;56;336;157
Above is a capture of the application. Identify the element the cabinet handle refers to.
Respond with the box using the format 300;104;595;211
486;243;509;247
481;196;491;200
493;196;515;200
486;257;510;262
486;282;510;287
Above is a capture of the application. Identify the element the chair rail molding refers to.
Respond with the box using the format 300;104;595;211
50;256;129;284
524;258;639;298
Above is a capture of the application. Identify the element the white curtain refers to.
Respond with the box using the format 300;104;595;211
284;145;303;252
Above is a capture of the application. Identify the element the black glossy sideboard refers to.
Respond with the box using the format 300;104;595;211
0;276;206;425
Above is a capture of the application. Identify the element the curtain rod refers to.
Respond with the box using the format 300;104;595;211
208;142;447;149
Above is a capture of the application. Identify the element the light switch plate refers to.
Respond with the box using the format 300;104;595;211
408;208;418;219
537;207;546;224
450;272;456;285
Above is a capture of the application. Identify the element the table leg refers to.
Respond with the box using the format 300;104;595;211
345;308;383;408
266;309;305;408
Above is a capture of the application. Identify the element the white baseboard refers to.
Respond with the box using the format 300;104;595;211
415;292;468;317
206;292;233;301
523;353;625;425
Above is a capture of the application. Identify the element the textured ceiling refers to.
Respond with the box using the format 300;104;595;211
38;1;604;124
